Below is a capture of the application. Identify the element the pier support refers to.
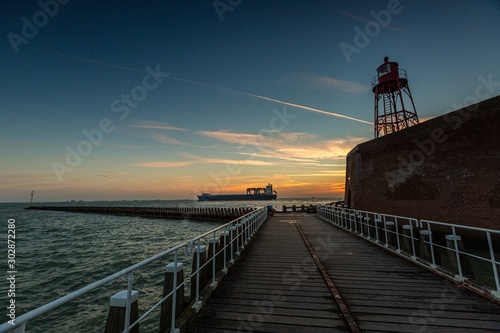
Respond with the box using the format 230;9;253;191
159;263;184;333
104;290;139;333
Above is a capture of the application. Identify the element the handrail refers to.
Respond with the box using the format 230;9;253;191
188;207;268;309
371;68;408;87
317;205;500;301
0;206;268;333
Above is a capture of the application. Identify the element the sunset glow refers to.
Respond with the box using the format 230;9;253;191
1;1;498;202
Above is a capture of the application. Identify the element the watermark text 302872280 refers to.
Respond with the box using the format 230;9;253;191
6;219;17;326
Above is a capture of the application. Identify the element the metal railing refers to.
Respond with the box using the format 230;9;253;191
371;68;408;87
317;206;500;300
188;206;268;311
0;206;268;333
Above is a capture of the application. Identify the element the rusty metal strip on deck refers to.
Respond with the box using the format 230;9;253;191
291;214;361;333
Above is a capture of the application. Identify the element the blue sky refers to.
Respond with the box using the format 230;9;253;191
1;0;499;202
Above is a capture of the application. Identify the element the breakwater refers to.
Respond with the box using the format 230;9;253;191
25;206;255;222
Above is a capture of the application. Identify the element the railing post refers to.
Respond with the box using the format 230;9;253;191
104;290;139;333
245;219;251;244
486;232;500;298
356;213;363;235
235;223;243;254
374;217;382;243
364;216;371;239
159;263;184;333
353;212;358;232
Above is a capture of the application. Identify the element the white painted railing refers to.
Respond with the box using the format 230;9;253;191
0;206;268;333
188;206;268;312
317;206;500;300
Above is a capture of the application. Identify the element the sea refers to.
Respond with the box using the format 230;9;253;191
0;198;336;332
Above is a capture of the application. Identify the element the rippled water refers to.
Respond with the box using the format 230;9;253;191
0;198;333;332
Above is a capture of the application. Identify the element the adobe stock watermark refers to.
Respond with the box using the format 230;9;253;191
193;106;296;197
51;64;169;182
384;73;499;187
7;0;70;54
213;0;243;21
339;0;409;64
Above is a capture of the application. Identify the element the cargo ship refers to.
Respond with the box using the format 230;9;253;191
197;184;277;201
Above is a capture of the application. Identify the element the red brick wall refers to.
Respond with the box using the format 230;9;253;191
345;95;500;230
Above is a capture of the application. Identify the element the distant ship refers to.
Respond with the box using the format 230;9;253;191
197;184;277;201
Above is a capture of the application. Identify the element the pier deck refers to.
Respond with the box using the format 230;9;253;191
187;213;500;332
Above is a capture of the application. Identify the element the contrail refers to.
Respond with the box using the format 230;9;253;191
164;76;373;125
38;49;373;125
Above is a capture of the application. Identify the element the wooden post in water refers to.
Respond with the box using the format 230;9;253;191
104;290;139;333
191;245;208;302
385;221;396;248
219;231;230;272
207;237;220;285
235;223;243;254
357;214;363;234
401;225;414;256
159;263;184;333
419;230;433;263
445;235;474;279
228;226;238;262
241;220;248;246
374;217;382;243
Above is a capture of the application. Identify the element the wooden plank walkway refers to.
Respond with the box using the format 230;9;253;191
187;213;500;332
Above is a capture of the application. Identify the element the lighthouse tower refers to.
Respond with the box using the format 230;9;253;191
372;56;419;138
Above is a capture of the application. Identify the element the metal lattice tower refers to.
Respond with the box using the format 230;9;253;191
372;56;419;138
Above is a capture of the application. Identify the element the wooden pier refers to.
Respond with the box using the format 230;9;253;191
187;213;500;332
25;206;254;222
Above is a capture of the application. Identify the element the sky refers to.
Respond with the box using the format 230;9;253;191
1;0;499;202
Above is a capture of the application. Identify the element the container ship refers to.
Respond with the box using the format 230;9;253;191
197;184;277;201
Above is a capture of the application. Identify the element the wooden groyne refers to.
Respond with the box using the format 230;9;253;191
25;206;255;222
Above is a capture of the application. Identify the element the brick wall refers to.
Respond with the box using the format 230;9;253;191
345;95;500;230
